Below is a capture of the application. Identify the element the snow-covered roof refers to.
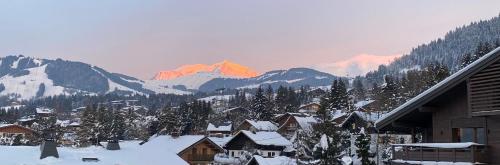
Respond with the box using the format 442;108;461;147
245;120;278;131
36;107;54;114
0;140;189;165
376;47;500;130
341;111;381;127
354;100;375;109
294;116;318;130
222;107;248;113
147;135;205;154
247;155;296;165
0;124;14;128
207;123;232;132
331;110;347;120
236;130;292;147
392;142;483;149
392;159;474;165
209;136;233;147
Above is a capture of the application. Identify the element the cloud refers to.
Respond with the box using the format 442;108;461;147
312;54;402;77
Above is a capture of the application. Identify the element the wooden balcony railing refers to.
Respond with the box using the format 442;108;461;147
391;143;487;164
186;154;215;161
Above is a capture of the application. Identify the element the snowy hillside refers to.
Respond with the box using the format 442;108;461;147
366;15;500;83
0;55;189;100
199;68;338;92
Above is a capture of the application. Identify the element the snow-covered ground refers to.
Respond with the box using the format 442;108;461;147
0;140;188;165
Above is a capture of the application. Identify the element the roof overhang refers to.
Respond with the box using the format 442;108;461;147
376;47;500;131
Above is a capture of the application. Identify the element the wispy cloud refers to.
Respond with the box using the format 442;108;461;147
312;54;402;77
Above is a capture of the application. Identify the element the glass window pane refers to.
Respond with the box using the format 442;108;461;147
461;128;474;142
477;128;486;144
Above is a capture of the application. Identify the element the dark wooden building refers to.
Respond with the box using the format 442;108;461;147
376;48;500;164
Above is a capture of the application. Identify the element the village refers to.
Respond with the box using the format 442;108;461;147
0;88;416;165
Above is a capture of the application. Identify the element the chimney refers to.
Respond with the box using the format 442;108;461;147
106;139;121;150
40;139;59;159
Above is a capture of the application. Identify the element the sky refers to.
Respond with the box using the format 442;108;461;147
0;0;499;79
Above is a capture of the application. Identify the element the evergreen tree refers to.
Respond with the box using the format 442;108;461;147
274;86;288;114
355;129;375;165
251;87;272;120
317;95;331;122
78;105;97;146
313;122;342;165
285;87;300;113
352;77;366;102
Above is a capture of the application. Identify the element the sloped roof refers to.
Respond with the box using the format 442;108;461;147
145;135;223;155
245;120;278;131
207;123;232;132
230;130;292;147
376;47;500;130
246;155;296;165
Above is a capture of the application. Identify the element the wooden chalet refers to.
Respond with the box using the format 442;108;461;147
234;120;278;133
340;111;380;134
298;102;321;115
206;123;232;137
277;115;318;139
0;124;36;139
224;130;292;158
154;135;224;165
376;48;500;164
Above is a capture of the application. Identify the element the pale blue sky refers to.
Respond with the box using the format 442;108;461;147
0;0;499;79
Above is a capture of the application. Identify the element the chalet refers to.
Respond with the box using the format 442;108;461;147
246;155;296;165
375;47;500;164
224;130;292;158
234;120;278;133
35;107;54;118
0;124;36;140
277;115;318;139
206;123;232;137
151;135;224;165
297;102;320;115
340;111;380;134
274;113;309;127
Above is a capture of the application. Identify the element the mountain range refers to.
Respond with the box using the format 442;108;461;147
0;56;339;100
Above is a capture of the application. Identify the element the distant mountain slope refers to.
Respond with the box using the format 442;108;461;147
0;55;189;100
198;68;338;92
367;14;500;82
153;60;258;80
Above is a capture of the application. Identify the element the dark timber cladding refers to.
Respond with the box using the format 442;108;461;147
375;47;500;164
469;59;500;116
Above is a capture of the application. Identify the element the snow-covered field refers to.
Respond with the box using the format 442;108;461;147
0;140;188;165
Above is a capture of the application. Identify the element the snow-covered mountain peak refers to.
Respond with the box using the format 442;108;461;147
153;60;259;80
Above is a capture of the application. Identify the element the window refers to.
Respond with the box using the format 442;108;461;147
231;151;234;157
272;152;276;157
453;127;486;144
267;152;272;157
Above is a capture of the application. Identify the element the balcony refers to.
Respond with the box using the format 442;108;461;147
391;143;487;164
186;154;215;162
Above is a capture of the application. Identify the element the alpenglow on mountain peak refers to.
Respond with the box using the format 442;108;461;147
153;60;259;80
